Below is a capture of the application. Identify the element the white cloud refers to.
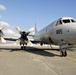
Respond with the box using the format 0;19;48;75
6;29;15;34
0;21;19;38
0;21;9;27
0;4;6;11
4;29;20;37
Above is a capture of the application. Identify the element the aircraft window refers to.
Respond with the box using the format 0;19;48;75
55;20;62;26
62;19;70;23
60;20;62;24
71;19;75;22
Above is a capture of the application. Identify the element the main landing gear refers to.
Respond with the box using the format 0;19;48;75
21;46;26;50
20;43;27;50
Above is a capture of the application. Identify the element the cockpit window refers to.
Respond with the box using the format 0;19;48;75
71;19;75;22
62;19;70;23
60;20;62;24
55;18;75;26
55;20;62;26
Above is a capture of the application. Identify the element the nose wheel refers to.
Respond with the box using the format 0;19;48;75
60;44;68;57
60;50;67;57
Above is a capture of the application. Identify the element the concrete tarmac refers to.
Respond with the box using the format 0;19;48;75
0;43;76;75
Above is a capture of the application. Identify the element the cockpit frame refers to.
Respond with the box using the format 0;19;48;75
55;17;75;26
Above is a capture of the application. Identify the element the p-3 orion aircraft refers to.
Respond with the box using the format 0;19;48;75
1;17;76;57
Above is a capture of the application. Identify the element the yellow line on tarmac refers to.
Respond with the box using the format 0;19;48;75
66;56;76;61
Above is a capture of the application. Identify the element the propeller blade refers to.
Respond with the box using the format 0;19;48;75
27;40;33;46
28;27;34;33
16;26;21;33
14;39;20;45
0;37;6;43
0;25;7;30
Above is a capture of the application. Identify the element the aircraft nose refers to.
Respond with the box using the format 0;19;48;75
65;24;76;37
65;24;76;44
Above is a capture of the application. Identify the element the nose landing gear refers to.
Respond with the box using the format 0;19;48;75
60;49;67;57
60;44;68;57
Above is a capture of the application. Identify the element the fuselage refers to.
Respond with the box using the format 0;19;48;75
33;17;76;45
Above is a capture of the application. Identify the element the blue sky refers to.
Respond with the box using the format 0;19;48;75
0;0;76;32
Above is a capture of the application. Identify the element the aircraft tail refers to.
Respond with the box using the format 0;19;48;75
35;23;38;33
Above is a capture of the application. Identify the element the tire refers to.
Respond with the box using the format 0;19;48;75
21;46;23;50
64;51;67;57
60;51;64;57
24;46;26;50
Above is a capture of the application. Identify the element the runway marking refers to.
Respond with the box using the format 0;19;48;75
49;50;76;61
66;56;76;61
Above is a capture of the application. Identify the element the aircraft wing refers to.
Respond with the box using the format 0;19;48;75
30;40;41;43
3;35;35;43
30;38;42;44
4;36;18;41
3;35;41;45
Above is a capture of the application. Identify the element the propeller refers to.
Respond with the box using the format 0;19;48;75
0;25;7;43
15;26;34;46
0;36;6;43
16;26;34;34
